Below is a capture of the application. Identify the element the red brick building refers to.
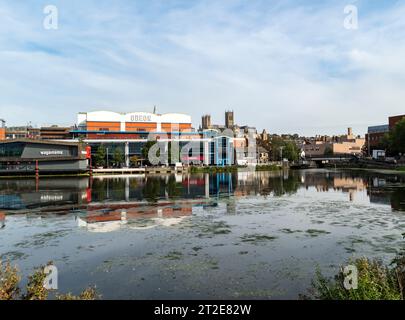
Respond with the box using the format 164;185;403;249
389;114;405;130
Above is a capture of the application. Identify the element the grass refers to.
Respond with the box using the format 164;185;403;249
0;261;98;300
310;257;405;300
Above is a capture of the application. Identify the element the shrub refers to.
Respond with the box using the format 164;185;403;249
311;257;404;300
0;260;99;300
0;261;20;300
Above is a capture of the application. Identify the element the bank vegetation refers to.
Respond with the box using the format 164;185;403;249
0;261;98;300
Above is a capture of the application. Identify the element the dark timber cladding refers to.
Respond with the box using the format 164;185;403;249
0;139;89;175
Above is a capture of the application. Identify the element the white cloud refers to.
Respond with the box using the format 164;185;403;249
0;0;405;135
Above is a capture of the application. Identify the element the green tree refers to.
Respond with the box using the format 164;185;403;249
283;141;299;161
168;141;180;165
112;147;124;167
142;141;161;165
94;144;106;167
269;137;299;161
269;136;285;161
324;146;334;156
387;118;405;156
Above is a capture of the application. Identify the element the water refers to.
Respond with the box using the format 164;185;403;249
1;169;405;299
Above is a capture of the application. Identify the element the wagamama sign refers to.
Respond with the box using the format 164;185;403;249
40;150;64;156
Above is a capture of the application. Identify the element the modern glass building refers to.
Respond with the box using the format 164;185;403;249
0;139;89;175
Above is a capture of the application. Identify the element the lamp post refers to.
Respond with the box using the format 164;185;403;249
106;147;109;168
279;146;285;162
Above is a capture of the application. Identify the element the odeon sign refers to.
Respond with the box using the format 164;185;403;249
129;114;152;122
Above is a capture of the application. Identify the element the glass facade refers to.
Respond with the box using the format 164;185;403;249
0;142;25;157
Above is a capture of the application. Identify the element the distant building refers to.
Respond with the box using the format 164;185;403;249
40;126;72;140
257;146;270;164
225;110;234;128
302;128;365;157
260;129;269;141
365;114;405;156
201;114;211;130
366;125;389;155
6;126;40;139
389;114;405;129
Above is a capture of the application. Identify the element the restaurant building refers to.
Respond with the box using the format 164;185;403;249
0;139;90;175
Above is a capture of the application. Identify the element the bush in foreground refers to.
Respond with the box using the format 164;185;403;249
0;261;98;300
310;257;405;300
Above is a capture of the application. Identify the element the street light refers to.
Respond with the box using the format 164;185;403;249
279;146;285;162
106;147;109;168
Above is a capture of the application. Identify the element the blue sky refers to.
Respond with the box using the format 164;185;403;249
0;0;404;135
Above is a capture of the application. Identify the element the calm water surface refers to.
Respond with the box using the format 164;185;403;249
1;169;405;299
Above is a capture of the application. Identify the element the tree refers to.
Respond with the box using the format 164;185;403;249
269;136;285;161
269;137;299;161
387;118;405;156
283;141;299;161
167;141;180;165
112;147;124;167
94;144;106;167
142;140;159;165
324;146;334;156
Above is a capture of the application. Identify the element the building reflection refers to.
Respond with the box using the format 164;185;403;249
1;170;405;230
0;212;5;229
366;175;405;211
77;205;191;233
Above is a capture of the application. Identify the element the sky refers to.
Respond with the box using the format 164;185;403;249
0;0;404;136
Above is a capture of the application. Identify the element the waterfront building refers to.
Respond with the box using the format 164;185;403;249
1;109;257;168
70;110;254;167
0;139;90;175
366;125;389;155
302;128;365;157
365;114;405;156
75;111;193;139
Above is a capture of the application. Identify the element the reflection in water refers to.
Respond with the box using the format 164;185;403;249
2;170;405;217
1;169;405;299
77;204;191;233
0;212;5;229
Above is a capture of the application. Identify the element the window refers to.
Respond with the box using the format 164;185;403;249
0;143;25;157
